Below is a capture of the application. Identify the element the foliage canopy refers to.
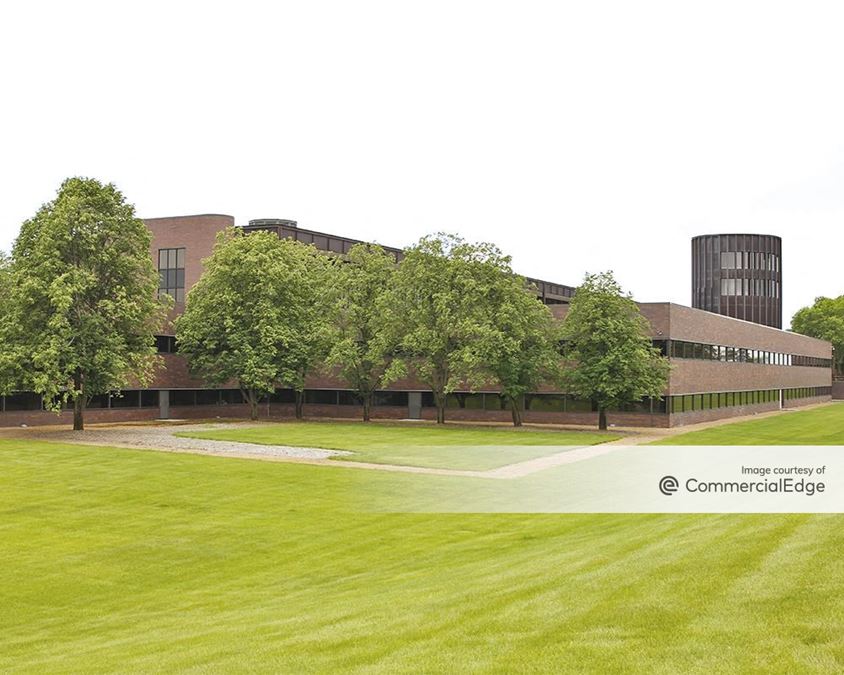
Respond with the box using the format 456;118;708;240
561;271;670;429
176;229;334;419
792;295;844;375
1;177;165;429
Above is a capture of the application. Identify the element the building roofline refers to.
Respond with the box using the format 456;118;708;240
651;302;828;344
240;220;577;296
142;213;234;221
691;233;782;240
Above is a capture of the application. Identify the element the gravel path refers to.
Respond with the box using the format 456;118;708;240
22;423;350;461
15;422;619;478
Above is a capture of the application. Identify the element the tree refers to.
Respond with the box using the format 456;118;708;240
176;229;334;420
325;243;395;421
379;233;514;424
560;271;670;430
792;296;844;376
277;244;335;419
480;276;562;426
0;252;17;395
3;177;165;430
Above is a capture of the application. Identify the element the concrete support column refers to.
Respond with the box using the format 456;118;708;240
159;390;170;419
408;392;422;419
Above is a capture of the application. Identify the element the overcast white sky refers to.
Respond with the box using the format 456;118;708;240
1;1;842;327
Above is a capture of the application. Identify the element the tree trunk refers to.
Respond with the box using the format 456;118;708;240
249;390;259;421
598;407;608;431
295;390;304;419
509;396;523;427
435;390;447;424
73;370;84;431
362;392;372;422
431;390;446;424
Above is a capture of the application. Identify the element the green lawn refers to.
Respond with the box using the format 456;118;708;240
179;421;619;470
3;406;844;672
654;403;844;445
2;437;844;672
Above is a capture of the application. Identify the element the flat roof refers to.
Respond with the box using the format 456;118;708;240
241;221;577;301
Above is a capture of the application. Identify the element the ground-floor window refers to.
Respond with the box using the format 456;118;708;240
669;387;831;413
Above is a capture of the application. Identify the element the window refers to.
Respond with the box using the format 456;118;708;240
172;390;197;406
374;391;409;407
141;391;160;408
305;390;338;405
196;390;220;405
268;389;294;403
338;391;363;405
158;248;186;303
721;252;736;269
222;389;246;404
155;335;178;353
2;392;43;411
110;391;140;408
484;393;508;410
446;393;486;409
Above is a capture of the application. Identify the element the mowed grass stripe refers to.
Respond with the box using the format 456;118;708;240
178;421;619;470
3;431;844;672
653;403;844;445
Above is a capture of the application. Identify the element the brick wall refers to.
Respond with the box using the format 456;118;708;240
144;214;234;329
667;360;831;395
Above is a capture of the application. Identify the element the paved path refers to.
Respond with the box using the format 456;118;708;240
10;422;622;479
18;423;350;462
8;403;834;479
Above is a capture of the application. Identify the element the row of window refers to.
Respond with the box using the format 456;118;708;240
720;278;780;298
720;251;780;272
655;340;832;368
154;334;831;369
669;387;832;413
0;389;667;414
0;390;162;412
0;386;833;415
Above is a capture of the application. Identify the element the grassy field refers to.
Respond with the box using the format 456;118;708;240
653;403;844;445
2;406;844;672
179;421;619;470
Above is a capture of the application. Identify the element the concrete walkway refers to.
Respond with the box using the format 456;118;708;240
4;402;834;479
7;422;623;479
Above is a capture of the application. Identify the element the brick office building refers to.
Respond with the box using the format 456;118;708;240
0;214;833;428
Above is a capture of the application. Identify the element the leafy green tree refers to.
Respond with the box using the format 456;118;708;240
278;245;335;419
480;277;562;426
325;243;395;421
4;177;166;430
0;251;17;395
176;229;334;420
560;271;669;430
792;296;844;376
379;233;514;424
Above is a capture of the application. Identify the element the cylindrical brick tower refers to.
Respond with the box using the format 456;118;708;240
692;234;782;329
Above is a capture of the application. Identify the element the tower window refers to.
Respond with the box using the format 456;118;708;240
158;248;186;302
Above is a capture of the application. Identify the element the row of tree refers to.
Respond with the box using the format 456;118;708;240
0;177;671;431
157;226;672;430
